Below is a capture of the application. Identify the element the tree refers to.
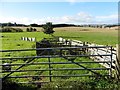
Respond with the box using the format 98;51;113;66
1;24;4;29
30;23;39;27
7;22;12;26
33;28;37;32
14;22;17;26
42;22;54;35
26;28;30;32
30;27;33;32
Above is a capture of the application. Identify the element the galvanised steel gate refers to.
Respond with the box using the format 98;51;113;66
0;46;113;84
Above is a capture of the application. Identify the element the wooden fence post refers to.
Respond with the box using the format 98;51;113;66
115;44;120;80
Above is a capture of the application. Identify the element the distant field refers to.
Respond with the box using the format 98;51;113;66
1;26;118;50
12;26;43;32
54;27;118;46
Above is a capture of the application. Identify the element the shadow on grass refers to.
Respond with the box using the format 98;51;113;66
2;79;37;90
2;78;120;90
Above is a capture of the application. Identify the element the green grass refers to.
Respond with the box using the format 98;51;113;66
54;27;118;46
1;27;118;50
3;57;108;82
1;32;52;49
1;27;119;89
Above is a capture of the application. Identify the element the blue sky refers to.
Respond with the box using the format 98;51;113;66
0;2;118;24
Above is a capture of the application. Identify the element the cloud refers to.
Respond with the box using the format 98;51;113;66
95;14;118;24
0;16;42;25
66;0;77;5
96;14;117;20
0;12;118;25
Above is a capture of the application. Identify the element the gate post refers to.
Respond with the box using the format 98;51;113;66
48;57;52;82
48;49;52;82
115;44;120;80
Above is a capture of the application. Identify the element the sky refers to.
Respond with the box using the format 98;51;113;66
0;2;118;25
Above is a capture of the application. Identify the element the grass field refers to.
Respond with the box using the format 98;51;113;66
1;26;118;50
54;27;118;46
1;26;119;89
1;32;52;49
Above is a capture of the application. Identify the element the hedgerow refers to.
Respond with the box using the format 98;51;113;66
0;27;23;32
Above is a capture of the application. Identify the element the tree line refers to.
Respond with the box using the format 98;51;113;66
0;22;76;27
0;22;119;28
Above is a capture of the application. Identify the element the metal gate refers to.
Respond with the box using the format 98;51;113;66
0;46;113;84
